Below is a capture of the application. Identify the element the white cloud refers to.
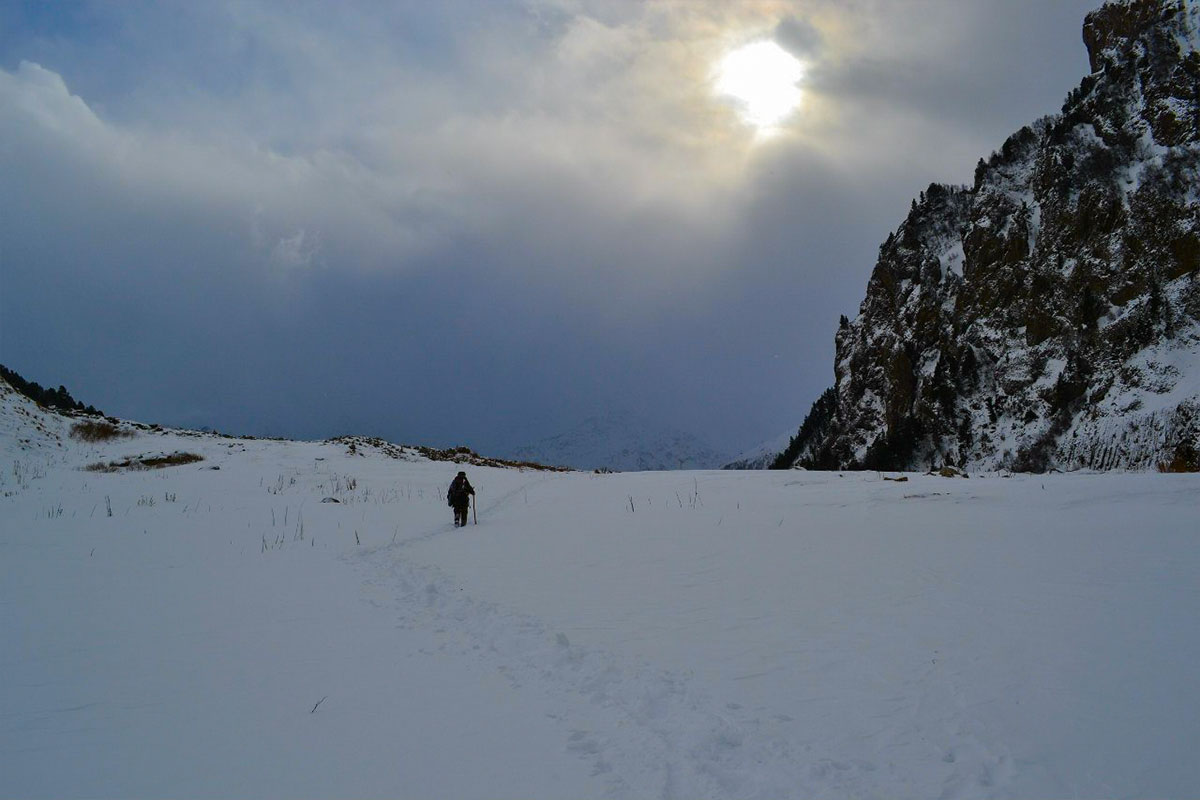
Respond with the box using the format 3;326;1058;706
0;0;1098;312
0;0;1103;451
6;61;103;134
0;59;458;275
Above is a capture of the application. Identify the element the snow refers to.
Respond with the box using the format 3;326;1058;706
726;428;794;469
939;239;965;279
1178;2;1200;55
3;385;1200;799
511;409;730;472
1056;316;1200;471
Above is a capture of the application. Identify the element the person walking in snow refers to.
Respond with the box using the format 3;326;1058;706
447;470;475;527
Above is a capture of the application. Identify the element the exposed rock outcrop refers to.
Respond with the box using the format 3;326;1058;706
780;0;1200;472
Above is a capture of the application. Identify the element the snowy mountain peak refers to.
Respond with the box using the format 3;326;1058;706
511;410;730;471
723;428;796;470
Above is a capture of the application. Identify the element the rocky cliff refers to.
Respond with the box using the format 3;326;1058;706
779;0;1200;472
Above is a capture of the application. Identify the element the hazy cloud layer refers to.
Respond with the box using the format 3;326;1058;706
0;0;1097;454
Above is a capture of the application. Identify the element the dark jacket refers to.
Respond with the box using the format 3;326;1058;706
447;475;475;508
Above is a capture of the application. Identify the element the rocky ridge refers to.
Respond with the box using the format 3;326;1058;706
778;0;1200;472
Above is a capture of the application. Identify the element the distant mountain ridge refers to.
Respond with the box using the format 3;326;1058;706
723;429;795;470
774;0;1200;473
512;410;730;471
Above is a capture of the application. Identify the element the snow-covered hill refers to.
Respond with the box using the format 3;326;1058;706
723;428;794;469
3;375;1200;798
510;409;730;471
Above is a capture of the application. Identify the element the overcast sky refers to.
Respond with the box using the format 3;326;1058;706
1;0;1099;456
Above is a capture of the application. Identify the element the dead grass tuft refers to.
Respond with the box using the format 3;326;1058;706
71;420;133;443
86;452;204;472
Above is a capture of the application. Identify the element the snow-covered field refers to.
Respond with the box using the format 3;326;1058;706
3;385;1199;799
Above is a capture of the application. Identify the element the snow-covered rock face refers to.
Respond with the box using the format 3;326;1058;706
785;0;1200;473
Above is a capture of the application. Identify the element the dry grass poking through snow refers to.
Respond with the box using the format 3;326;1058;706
70;420;133;443
85;452;205;472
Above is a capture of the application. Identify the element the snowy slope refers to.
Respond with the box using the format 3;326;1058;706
3;382;1200;798
511;409;730;471
723;428;794;469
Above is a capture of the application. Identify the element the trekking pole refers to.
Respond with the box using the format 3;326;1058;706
473;494;478;525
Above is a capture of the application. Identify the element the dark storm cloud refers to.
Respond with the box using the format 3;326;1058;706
0;1;1107;456
804;0;1097;162
775;17;824;59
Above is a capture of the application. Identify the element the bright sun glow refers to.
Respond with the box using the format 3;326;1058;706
714;40;805;132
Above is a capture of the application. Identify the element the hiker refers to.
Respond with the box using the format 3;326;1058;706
447;470;475;527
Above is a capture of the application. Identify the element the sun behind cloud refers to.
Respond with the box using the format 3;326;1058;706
714;40;805;134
